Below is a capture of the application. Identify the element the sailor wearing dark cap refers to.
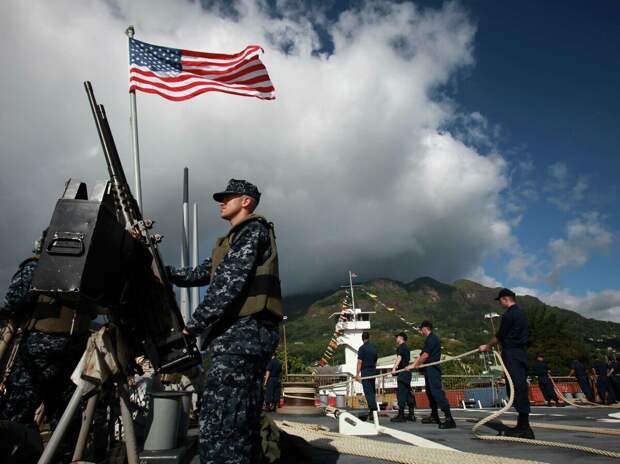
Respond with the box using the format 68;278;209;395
408;321;455;429
212;178;262;204
480;288;534;439
168;178;282;464
390;332;416;422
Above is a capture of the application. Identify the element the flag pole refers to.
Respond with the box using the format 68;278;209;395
125;25;144;212
180;167;190;321
349;270;356;311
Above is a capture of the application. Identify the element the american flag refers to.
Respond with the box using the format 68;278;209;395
128;38;275;101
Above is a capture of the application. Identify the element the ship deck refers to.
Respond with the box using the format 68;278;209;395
192;405;620;464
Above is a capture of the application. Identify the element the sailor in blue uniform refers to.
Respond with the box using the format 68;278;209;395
264;355;282;412
356;331;378;420
533;354;560;406
390;332;416;422
408;321;455;429
592;358;616;404
611;358;620;401
480;288;534;439
569;359;594;402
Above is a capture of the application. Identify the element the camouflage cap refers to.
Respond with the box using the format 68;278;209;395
213;179;261;204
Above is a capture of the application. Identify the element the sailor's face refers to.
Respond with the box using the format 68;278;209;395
219;194;243;219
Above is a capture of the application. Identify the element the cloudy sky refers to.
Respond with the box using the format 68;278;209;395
1;0;619;322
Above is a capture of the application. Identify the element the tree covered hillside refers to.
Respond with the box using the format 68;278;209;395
281;277;619;375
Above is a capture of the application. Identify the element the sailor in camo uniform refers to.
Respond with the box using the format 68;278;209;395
169;179;282;464
0;234;90;454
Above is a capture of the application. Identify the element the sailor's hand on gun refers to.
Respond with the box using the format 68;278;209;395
479;344;491;352
182;328;191;337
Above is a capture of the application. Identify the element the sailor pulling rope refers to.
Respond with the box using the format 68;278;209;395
283;346;620;460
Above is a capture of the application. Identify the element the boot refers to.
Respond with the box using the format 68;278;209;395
438;409;456;429
407;408;417;422
390;408;406;423
421;410;440;424
501;413;535;439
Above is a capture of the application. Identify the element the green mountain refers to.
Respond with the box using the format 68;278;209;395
281;277;620;375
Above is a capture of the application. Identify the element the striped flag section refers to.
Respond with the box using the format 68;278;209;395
128;38;275;101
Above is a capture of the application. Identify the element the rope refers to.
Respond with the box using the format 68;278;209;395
310;346;620;459
471;351;620;459
319;348;481;390
361;287;473;375
276;419;543;464
496;419;620;437
550;376;620;409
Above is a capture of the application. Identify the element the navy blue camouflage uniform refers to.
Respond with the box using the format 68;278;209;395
533;360;558;403
496;304;530;414
169;219;279;464
357;341;378;412
0;258;87;433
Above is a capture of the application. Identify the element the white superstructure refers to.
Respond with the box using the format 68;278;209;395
328;307;375;378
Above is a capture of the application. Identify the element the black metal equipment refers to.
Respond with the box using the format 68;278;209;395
31;82;200;374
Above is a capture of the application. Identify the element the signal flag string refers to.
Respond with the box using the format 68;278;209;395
360;289;420;331
317;292;351;366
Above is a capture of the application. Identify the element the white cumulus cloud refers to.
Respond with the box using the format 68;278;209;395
0;0;517;296
548;212;614;284
542;289;620;323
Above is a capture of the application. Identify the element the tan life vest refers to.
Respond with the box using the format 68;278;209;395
210;214;282;319
32;295;91;335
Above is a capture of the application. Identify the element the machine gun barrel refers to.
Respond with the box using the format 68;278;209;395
83;81;200;373
84;81;140;228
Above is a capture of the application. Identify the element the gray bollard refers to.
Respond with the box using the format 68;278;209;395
143;392;185;451
177;392;192;446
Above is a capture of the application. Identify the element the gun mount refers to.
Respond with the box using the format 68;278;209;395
31;82;200;374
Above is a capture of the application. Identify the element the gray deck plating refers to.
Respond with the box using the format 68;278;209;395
188;406;620;463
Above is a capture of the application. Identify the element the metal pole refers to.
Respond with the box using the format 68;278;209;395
349;271;355;311
126;25;143;212
119;383;139;464
191;202;199;310
180;168;190;320
72;392;98;462
283;322;288;380
38;385;85;464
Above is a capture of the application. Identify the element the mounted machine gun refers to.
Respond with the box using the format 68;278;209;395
31;81;200;373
